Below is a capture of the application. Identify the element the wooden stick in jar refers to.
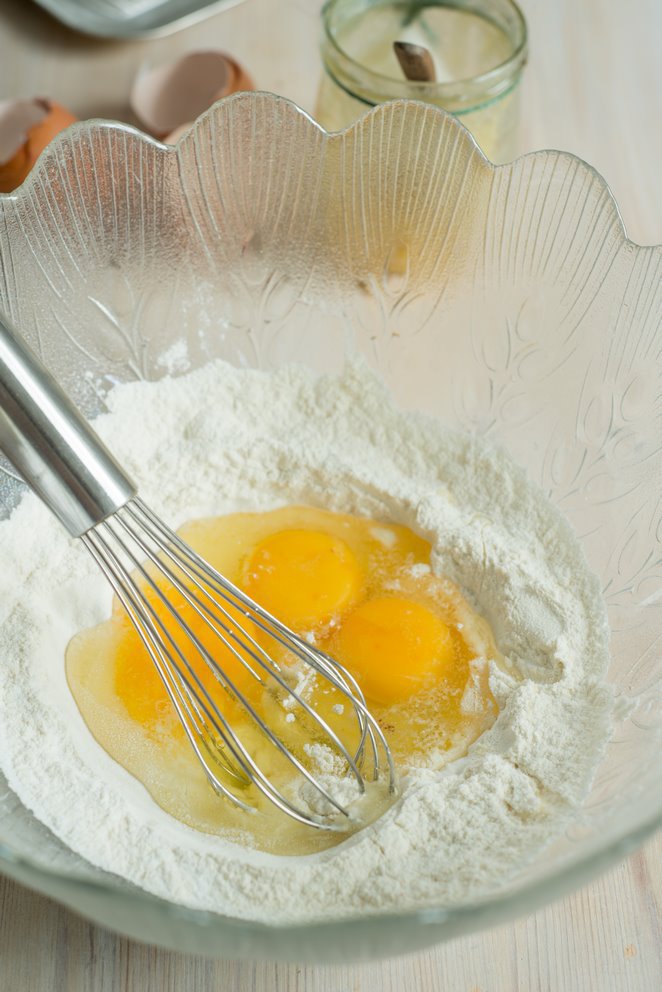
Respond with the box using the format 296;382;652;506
393;41;437;83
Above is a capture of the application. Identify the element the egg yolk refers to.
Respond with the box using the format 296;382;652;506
243;529;362;629
335;596;455;706
114;586;260;731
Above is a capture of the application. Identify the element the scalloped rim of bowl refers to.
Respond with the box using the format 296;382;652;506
0;92;660;959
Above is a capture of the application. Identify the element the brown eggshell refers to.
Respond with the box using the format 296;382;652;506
164;122;195;145
0;98;78;193
221;57;255;97
131;51;255;140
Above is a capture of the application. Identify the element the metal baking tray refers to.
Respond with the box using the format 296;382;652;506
32;0;247;38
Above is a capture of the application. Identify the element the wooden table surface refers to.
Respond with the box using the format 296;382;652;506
0;0;660;989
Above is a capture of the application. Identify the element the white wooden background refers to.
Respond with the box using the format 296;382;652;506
0;0;660;988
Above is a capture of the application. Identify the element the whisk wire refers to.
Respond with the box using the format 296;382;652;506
136;496;398;792
85;527;251;769
129;498;392;770
124;501;373;779
89;520;357;824
86;504;396;826
85;527;345;826
82;531;255;810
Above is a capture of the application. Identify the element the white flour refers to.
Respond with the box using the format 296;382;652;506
0;359;613;923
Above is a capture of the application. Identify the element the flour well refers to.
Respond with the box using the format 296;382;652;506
0;359;613;923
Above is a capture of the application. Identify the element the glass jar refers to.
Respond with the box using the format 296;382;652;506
316;0;528;163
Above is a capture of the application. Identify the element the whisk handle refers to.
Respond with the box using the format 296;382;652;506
0;314;136;536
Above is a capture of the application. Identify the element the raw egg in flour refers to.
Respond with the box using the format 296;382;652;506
243;528;363;628
334;595;457;706
67;505;500;855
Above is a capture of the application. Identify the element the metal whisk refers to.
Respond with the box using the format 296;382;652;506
0;316;396;829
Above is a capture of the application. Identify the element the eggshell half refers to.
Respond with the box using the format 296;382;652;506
0;98;78;193
131;51;255;140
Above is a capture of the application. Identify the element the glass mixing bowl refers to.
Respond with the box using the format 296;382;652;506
0;93;659;962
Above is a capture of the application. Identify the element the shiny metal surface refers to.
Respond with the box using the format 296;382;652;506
32;0;247;39
0;316;136;536
83;497;396;828
0;312;394;829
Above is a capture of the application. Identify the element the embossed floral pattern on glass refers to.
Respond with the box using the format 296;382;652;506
0;94;660;961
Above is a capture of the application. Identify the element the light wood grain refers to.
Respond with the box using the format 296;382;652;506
1;833;661;989
0;0;660;988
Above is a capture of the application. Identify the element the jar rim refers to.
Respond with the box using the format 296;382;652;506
321;0;528;109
